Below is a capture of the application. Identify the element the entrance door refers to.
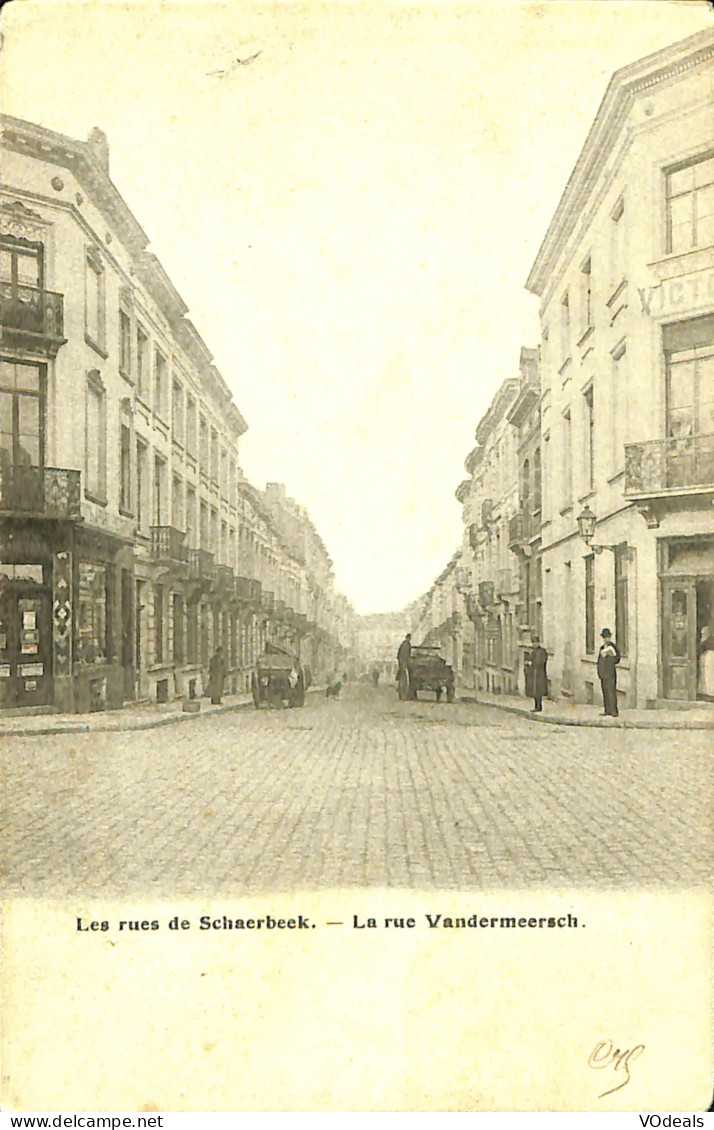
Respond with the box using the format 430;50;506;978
0;580;52;707
662;578;697;700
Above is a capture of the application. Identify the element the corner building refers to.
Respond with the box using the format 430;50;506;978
0;117;351;712
527;30;714;708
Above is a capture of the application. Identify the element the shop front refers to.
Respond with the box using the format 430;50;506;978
659;535;714;701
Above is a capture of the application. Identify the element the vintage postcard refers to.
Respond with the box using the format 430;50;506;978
1;0;712;1113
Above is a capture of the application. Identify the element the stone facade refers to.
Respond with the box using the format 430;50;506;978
0;117;353;711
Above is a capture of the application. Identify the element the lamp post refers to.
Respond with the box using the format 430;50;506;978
576;504;618;554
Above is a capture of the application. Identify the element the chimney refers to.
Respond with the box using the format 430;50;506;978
87;127;110;172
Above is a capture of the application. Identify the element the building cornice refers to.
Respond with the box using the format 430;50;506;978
526;29;714;297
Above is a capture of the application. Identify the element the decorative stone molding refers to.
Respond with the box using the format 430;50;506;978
1;200;47;243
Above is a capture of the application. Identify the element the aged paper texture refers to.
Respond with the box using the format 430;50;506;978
1;0;713;1113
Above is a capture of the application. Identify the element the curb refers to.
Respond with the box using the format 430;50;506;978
458;694;714;730
0;687;326;738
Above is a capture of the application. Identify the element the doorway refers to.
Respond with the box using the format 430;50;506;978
0;567;52;707
661;573;714;700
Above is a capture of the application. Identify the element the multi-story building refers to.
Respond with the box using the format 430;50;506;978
410;552;465;676
526;28;714;708
355;609;412;678
457;378;521;694
506;346;544;692
0;116;351;711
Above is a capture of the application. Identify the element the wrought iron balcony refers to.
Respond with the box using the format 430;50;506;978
150;526;187;562
0;466;81;518
625;434;714;496
1;282;66;356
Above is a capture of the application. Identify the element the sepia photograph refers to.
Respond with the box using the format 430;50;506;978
0;0;712;1113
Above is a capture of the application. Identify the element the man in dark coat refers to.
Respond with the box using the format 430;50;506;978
529;636;548;712
597;628;620;716
207;646;226;705
397;633;412;677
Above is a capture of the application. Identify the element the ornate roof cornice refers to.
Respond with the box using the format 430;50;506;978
526;29;714;297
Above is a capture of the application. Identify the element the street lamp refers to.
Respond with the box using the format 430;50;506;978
576;504;617;554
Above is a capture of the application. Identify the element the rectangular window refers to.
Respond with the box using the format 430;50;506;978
610;196;625;287
78;562;107;665
666;152;714;255
85;247;105;349
186;486;197;547
210;429;218;482
136;326;149;400
210;507;218;552
615;546;629;658
154;349;167;420
562;408;572;507
172;474;183;531
85;372;106;500
136;440;147;530
200;500;209;548
186;395;197;457
583;385;594;492
585;555;595;655
221;519;227;563
173;593;184;665
154;585;164;664
172;380;184;444
560;290;570;363
580;257;592;335
120;424;132;513
199;416;208;472
119;310;132;376
187;602;198;665
221;448;227;496
153;456;165;525
611;342;627;474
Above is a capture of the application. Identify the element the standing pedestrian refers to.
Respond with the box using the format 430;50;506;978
207;645;226;705
597;628;620;716
529;636;548;712
397;632;413;699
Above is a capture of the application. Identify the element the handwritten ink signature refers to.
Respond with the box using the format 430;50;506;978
588;1040;645;1098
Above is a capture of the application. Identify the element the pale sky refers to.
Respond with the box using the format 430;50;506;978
2;0;711;613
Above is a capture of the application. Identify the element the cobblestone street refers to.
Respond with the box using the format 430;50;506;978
2;685;711;897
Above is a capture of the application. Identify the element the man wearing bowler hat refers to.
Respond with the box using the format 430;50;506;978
597;628;620;717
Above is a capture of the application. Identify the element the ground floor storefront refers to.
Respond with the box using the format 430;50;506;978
540;509;714;709
1;521;335;713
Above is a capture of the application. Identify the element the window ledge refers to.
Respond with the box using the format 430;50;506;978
578;490;595;505
84;491;108;507
558;356;572;377
607;469;625;485
577;325;594;349
119;368;133;385
118;507;134;519
85;334;108;359
559;505;573;517
606;278;628;308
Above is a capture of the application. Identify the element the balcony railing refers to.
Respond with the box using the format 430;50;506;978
187;547;215;578
150;526;187;562
625;434;714;495
1;282;65;345
0;466;81;518
236;576;262;604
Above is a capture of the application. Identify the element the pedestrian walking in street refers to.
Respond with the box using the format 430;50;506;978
206;646;226;705
529;636;548;712
597;628;620;716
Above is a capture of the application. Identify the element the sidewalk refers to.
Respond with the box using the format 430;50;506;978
459;689;714;729
0;690;264;737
